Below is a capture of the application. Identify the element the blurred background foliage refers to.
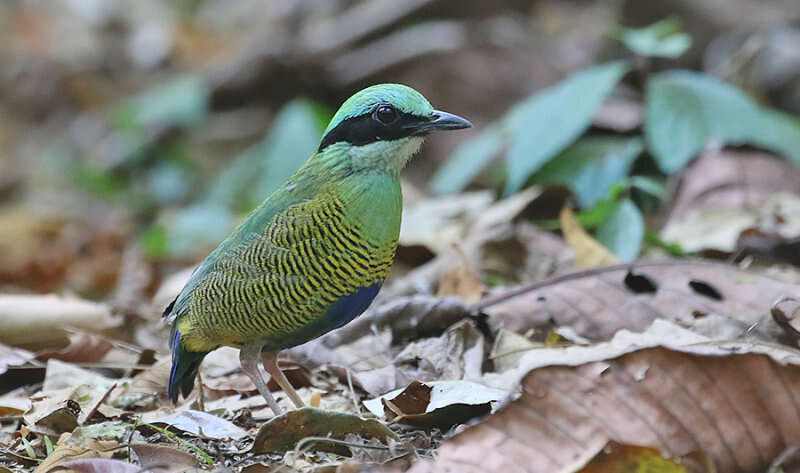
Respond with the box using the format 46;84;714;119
2;0;800;296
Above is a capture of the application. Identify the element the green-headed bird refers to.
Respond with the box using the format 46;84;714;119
165;84;471;414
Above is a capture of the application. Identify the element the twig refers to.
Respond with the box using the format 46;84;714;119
346;368;362;416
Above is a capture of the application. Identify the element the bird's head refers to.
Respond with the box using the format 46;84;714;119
317;84;471;175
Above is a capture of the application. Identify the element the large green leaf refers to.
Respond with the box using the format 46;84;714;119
531;136;643;207
429;125;505;195
646;71;800;172
596;198;643;262
504;61;629;195
113;76;209;130
207;99;326;209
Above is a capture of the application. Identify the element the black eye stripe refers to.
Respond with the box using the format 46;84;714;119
318;109;428;152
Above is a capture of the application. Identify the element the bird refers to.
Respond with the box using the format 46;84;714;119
164;84;471;415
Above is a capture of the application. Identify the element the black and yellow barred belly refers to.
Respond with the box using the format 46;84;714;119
178;193;396;352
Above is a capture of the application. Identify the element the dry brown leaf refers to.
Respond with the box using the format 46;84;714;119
36;332;114;364
399;191;494;255
33;438;121;473
479;260;796;342
37;457;136;473
0;294;118;350
0;343;35;375
670;150;800;220
130;444;198;473
394;319;485;386
559;206;619;268
663;151;800;254
436;245;484;303
250;407;397;454
406;337;800;473
141;409;247;440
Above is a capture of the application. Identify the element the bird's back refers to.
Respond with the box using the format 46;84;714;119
169;163;401;353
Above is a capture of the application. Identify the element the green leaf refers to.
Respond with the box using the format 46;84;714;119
504;61;629;195
646;71;800;172
207;99;326;209
626;175;667;200
531;136;643;206
113;76;209;130
614;18;692;58
429;125;504;194
596;198;644;261
253;99;326;199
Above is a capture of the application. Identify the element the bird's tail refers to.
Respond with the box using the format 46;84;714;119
168;325;207;403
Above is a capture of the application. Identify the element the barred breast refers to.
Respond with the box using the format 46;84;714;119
179;191;396;351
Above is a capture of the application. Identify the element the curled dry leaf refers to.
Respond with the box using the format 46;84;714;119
394;319;486;386
0;294;118;350
250;406;398;454
313;295;473;348
479;260;798;343
559;206;619;268
399;191;494;255
406;321;800;473
364;380;507;429
772;296;800;343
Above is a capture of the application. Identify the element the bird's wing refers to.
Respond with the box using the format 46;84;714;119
168;188;385;349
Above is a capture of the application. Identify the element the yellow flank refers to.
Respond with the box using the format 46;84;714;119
178;190;396;352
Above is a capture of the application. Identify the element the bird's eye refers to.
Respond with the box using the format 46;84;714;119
375;105;397;124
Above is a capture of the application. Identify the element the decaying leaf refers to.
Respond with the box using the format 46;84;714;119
297;295;473;353
559;205;619;268
0;343;35;376
250;407;397;454
394;319;486;386
479;260;798;343
577;441;700;473
39;458;139;473
364;380;507;429
130;444;198;473
436;246;484;303
406;320;800;473
0;294;118;350
489;329;538;373
36;333;114;364
141;410;247;440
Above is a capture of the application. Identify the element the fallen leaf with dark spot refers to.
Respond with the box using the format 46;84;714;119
479;260;797;343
